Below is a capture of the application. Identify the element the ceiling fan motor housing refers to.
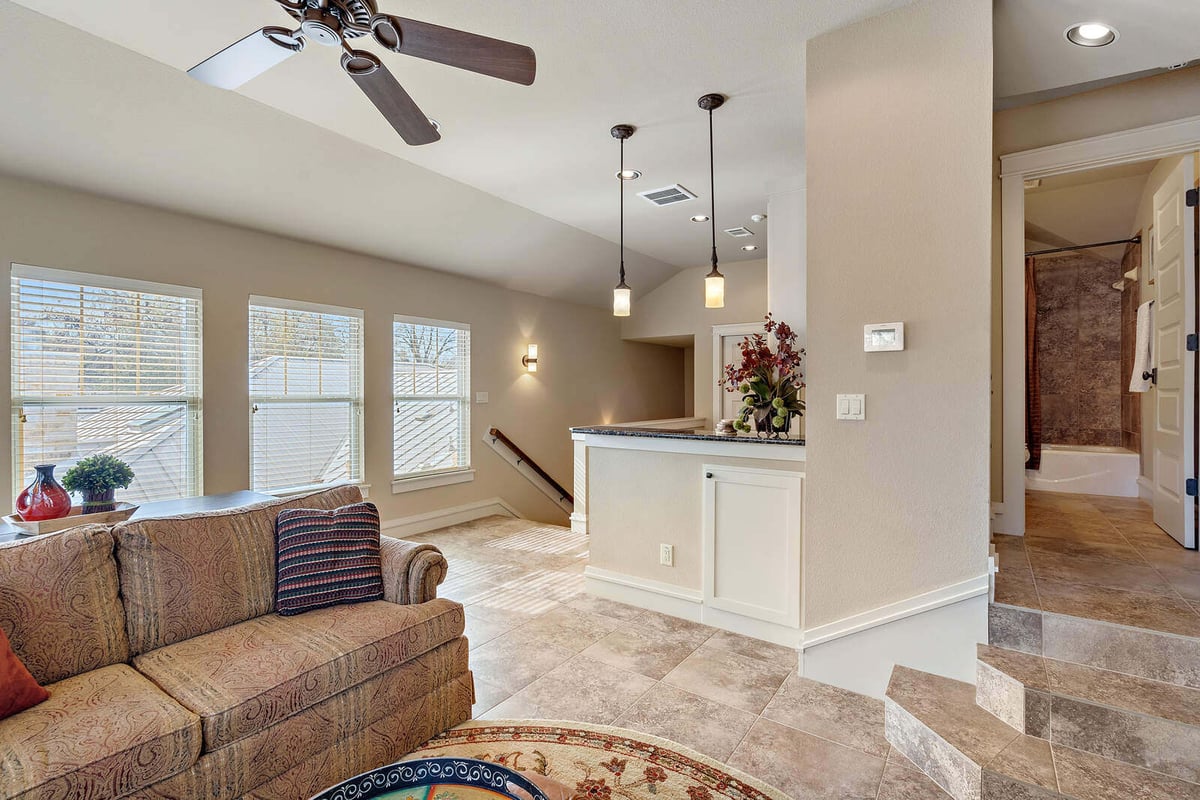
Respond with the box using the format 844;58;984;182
300;7;344;46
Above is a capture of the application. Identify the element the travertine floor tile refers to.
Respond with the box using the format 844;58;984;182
482;654;656;726
662;641;792;714
471;676;512;717
580;626;702;680
1034;579;1200;637
728;718;887;800
1028;549;1176;596
1052;742;1200;799
704;629;799;671
468;630;574;692
510;604;622;654
614;682;758;762
763;672;889;757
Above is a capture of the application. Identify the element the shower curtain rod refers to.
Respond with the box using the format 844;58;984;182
1025;235;1141;258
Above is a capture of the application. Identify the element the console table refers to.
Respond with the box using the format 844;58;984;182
0;491;274;544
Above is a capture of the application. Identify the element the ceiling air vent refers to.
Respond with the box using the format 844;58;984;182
638;184;697;207
724;226;755;238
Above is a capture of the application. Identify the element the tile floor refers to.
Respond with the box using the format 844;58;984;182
407;515;951;799
993;491;1200;636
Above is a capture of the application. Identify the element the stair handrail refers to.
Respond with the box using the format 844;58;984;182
486;427;574;505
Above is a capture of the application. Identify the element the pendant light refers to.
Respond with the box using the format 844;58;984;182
611;124;635;317
699;93;726;308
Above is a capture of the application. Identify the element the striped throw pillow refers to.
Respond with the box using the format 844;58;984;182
275;502;384;616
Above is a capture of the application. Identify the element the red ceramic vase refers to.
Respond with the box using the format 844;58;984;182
15;464;72;522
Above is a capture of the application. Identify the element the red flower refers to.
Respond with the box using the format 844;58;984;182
687;787;714;800
644;766;667;784
601;758;626;776
574;778;612;799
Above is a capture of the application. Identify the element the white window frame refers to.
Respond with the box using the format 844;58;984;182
392;314;472;493
248;295;364;496
11;264;204;502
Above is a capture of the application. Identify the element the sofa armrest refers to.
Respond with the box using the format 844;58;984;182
379;536;448;605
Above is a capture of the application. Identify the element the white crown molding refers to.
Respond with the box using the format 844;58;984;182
1000;114;1200;178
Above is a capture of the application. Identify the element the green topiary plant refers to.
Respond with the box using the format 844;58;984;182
62;454;134;513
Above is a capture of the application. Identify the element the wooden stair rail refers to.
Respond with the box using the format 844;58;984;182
487;427;574;505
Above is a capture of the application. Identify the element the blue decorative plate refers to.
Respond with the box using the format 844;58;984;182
309;757;551;800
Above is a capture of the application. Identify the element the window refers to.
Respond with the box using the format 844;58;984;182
11;265;203;503
249;297;363;494
393;316;471;487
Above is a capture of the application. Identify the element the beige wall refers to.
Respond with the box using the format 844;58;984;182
991;65;1200;501
805;0;993;628
621;259;768;422
587;447;802;589
0;175;685;525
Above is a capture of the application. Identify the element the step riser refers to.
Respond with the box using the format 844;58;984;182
977;658;1200;782
884;697;983;800
989;603;1200;689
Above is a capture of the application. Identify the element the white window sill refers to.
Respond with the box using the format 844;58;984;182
392;469;475;495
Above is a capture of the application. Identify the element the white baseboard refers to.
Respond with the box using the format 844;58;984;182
583;566;702;621
1138;476;1153;502
802;573;990;650
382;497;520;539
570;512;588;535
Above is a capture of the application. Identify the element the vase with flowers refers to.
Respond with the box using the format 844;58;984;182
719;314;805;438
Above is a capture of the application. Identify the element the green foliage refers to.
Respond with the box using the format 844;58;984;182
62;454;134;494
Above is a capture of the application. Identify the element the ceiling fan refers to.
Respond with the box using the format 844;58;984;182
188;0;536;146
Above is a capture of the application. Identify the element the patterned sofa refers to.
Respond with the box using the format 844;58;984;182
0;486;475;800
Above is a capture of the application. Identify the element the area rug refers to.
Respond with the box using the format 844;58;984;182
403;720;789;800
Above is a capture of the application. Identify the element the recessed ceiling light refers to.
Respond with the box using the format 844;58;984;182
691;214;710;223
742;245;759;252
616;169;642;181
1065;22;1117;47
750;213;767;223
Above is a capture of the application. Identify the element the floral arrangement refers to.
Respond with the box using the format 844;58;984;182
720;314;805;436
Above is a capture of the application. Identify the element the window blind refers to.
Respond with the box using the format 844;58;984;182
393;316;471;480
11;265;203;502
249;296;364;494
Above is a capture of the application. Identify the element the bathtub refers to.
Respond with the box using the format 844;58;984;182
1025;444;1140;497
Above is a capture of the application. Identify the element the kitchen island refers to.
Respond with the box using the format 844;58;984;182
571;423;806;650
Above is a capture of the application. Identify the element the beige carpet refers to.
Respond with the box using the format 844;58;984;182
404;720;789;800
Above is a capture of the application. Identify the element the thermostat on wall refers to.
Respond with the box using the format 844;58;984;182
864;322;904;352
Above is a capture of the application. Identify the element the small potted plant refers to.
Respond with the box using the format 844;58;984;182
62;454;135;514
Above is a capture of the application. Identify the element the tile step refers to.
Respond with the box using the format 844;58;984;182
884;665;1200;800
988;601;1200;689
975;643;1200;782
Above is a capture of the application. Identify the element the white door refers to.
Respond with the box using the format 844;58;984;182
1151;154;1197;548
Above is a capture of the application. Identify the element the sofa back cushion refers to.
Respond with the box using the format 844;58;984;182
0;525;130;684
114;485;363;656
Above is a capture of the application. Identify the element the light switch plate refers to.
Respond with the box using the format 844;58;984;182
837;394;865;420
475;392;489;404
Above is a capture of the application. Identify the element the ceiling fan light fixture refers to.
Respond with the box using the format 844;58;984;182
1065;22;1117;47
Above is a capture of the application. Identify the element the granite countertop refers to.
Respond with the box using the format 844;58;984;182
571;425;805;446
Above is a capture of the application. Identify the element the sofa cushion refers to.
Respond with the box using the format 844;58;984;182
0;664;201;800
114;484;363;656
132;638;471;799
0;525;129;685
275;502;384;616
0;628;47;721
133;597;465;751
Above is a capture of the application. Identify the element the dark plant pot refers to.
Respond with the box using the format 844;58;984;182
81;487;117;514
753;405;793;439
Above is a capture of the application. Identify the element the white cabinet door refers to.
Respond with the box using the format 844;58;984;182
702;465;803;628
1151;155;1197;549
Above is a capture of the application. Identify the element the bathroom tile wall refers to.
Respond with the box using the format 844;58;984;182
1119;242;1142;460
1034;252;1123;447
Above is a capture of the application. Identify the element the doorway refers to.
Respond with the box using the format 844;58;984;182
999;119;1200;550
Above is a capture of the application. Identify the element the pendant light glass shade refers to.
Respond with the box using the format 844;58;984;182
705;269;725;308
699;94;726;309
611;124;635;317
613;283;632;316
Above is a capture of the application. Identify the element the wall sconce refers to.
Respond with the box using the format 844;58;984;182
522;344;539;372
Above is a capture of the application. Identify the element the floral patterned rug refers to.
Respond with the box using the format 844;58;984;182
403;720;788;800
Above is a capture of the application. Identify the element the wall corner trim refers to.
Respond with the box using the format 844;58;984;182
381;496;520;539
801;573;989;650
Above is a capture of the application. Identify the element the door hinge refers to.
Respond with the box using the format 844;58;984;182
1189;333;1199;352
1188;188;1199;208
1187;478;1198;497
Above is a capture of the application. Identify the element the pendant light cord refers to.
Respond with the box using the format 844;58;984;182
619;137;626;286
709;107;718;271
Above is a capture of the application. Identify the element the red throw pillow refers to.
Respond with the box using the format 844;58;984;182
0;626;49;720
275;502;384;616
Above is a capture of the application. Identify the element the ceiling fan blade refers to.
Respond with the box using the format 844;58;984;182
342;51;441;146
188;27;304;90
370;14;536;86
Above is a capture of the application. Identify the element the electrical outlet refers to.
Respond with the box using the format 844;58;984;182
659;543;674;567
